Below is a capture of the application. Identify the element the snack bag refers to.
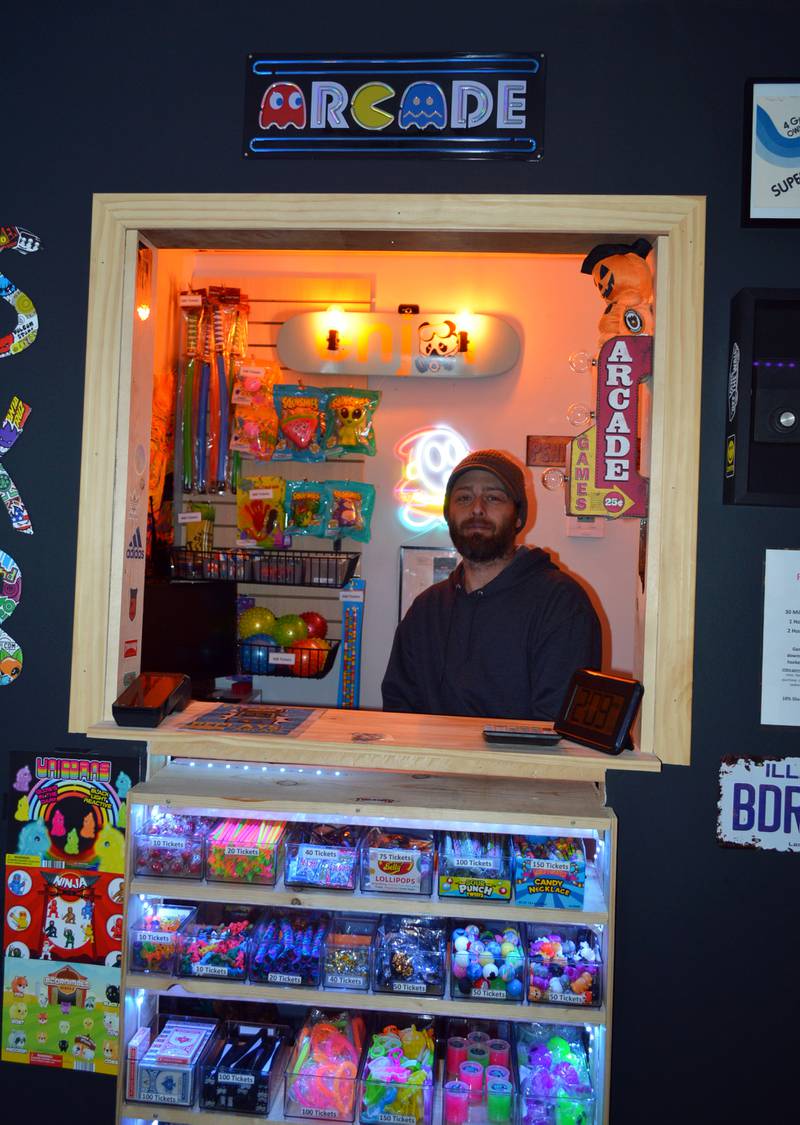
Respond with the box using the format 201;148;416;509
285;479;327;537
323;481;375;542
184;501;215;551
273;384;326;462
230;360;279;460
237;476;286;548
324;389;380;457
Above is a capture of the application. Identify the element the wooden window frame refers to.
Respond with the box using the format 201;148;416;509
69;193;705;767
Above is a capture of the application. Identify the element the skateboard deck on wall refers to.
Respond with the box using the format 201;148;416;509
277;310;520;378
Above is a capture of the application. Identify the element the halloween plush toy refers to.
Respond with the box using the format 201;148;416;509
580;238;653;347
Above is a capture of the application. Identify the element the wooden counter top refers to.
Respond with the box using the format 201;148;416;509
87;701;660;783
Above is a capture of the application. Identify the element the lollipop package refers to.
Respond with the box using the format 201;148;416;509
274;385;326;462
285;479;327;537
237;476;286;548
230;360;279;460
325;389;380;457
323;481;375;542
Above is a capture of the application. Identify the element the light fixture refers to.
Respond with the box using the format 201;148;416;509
327;329;340;351
542;468;566;491
567;402;594;428
135;245;152;322
325;305;347;352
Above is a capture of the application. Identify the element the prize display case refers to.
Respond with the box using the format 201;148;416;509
117;743;615;1125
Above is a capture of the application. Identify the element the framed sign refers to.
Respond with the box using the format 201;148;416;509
743;78;800;225
244;53;545;159
399;545;459;620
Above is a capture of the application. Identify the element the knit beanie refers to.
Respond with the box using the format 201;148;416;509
444;449;528;526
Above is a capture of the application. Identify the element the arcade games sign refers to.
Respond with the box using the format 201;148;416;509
567;335;651;518
243;53;545;158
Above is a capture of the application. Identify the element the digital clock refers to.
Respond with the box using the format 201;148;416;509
554;669;644;755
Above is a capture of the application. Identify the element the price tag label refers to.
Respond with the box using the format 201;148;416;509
177;511;202;524
340;589;364;603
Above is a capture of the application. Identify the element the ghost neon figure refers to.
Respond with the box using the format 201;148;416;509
394;424;470;532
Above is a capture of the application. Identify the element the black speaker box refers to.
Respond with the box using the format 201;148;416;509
724;288;800;506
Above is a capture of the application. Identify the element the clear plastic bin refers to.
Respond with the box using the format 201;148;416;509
134;812;211;879
526;924;602;1008
284;824;363;891
128;904;196;975
514;1024;595;1125
249;910;329;987
359;1016;436;1125
372;915;446;997
126;1013;218;1108
323;914;378;991
200;1019;291;1115
360;827;435;896
450;923;525;1003
177;907;260;981
512;836;587;909
284;1008;365;1123
205;818;286;885
438;834;513;902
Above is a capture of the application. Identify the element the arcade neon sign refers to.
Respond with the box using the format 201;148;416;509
394;424;470;532
243;54;545;158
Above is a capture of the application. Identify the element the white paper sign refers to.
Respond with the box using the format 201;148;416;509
718;757;800;852
761;549;800;726
749;84;800;220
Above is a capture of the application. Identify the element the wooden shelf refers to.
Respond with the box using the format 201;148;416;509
89;703;661;783
129;761;614;832
124;972;607;1027
130;870;609;924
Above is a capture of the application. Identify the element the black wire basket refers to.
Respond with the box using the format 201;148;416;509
170;548;359;588
238;638;340;678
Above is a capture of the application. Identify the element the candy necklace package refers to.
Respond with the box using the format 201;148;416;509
323;480;375;541
274;385;326;461
200;1020;290;1115
324;389;381;457
512;836;586;909
237;475;286;548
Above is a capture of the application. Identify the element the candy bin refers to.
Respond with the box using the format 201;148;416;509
249;910;329;987
128;903;196;974
126;1013;218;1108
514;1024;595;1125
134;811;211;879
438;833;512;902
284;823;364;891
177;905;260;981
361;827;435;896
512;837;586;909
324;913;378;991
200;1020;291;1115
284;1008;366;1123
450;923;525;1003
442;1018;517;1125
526;924;602;1008
205;817;286;885
372;915;446;996
360;1018;436;1125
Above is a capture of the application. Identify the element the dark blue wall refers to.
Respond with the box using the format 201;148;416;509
3;2;796;1120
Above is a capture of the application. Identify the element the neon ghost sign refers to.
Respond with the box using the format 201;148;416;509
394;425;470;532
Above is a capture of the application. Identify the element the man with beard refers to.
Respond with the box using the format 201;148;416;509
381;450;601;720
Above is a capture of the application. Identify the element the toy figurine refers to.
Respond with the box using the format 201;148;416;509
580;238;653;347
